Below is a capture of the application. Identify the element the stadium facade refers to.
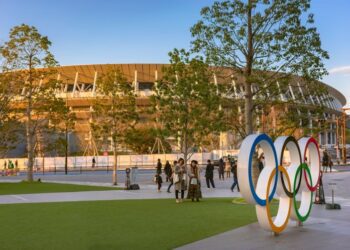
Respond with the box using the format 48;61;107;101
8;64;348;157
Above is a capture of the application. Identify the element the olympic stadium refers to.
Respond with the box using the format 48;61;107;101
7;63;347;158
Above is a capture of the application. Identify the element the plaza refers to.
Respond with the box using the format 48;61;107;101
1;0;350;249
0;167;349;249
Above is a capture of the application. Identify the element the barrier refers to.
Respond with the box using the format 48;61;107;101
238;134;320;233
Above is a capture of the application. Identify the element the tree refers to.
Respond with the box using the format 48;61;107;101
46;97;76;174
0;24;58;181
91;68;138;185
0;72;21;157
191;0;329;136
152;49;224;166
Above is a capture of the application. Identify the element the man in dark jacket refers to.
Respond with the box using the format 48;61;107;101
230;161;240;192
164;160;172;182
205;160;215;188
156;159;162;175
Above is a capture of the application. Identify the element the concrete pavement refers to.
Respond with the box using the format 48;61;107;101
177;171;350;250
1;168;349;250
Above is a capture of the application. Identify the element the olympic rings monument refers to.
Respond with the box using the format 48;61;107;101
238;134;320;234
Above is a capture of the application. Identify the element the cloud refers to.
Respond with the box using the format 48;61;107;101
329;66;350;74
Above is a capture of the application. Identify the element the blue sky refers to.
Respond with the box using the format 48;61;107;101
0;0;349;107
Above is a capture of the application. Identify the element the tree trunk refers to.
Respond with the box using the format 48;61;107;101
244;81;253;135
112;144;118;185
26;84;34;182
245;0;254;135
64;126;68;175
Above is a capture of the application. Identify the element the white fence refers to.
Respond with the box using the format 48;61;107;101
0;152;222;171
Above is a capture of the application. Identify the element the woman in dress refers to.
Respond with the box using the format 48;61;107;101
187;160;202;202
174;158;187;203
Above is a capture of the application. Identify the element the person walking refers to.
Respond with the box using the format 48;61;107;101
230;160;240;192
156;159;162;175
225;158;231;178
187;160;202;202
167;161;176;193
174;158;187;203
322;151;329;173
218;158;225;180
164;160;172;182
205;160;215;188
155;173;163;192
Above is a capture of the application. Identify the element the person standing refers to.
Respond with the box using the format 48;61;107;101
230;160;240;192
258;153;264;173
164;160;172;182
322;151;329;173
225;158;231;178
174;158;187;203
92;157;96;168
218;158;225;180
329;156;333;173
167;160;176;193
205;160;215;188
187;160;202;202
156;159;162;175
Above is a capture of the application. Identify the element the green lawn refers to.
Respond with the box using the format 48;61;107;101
0;198;276;250
0;181;121;195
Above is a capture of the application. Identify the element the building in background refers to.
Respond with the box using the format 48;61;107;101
6;63;347;158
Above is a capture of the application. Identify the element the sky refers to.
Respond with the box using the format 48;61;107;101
0;0;349;107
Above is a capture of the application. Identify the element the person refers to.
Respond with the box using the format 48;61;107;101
230;160;240;192
156;159;162;175
187;160;202;202
322;151;329;173
252;152;259;187
174;158;187;203
8;160;14;176
225;158;231;178
258;153;264;173
205;160;215;188
164;160;172;182
218;158;225;180
155;173;163;192
329;156;333;173
92;157;96;168
3;160;7;176
167;161;176;193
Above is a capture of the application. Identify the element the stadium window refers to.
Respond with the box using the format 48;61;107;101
139;82;154;90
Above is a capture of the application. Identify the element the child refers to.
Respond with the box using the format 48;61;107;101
155;173;163;192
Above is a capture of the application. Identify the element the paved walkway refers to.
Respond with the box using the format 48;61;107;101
0;182;239;204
